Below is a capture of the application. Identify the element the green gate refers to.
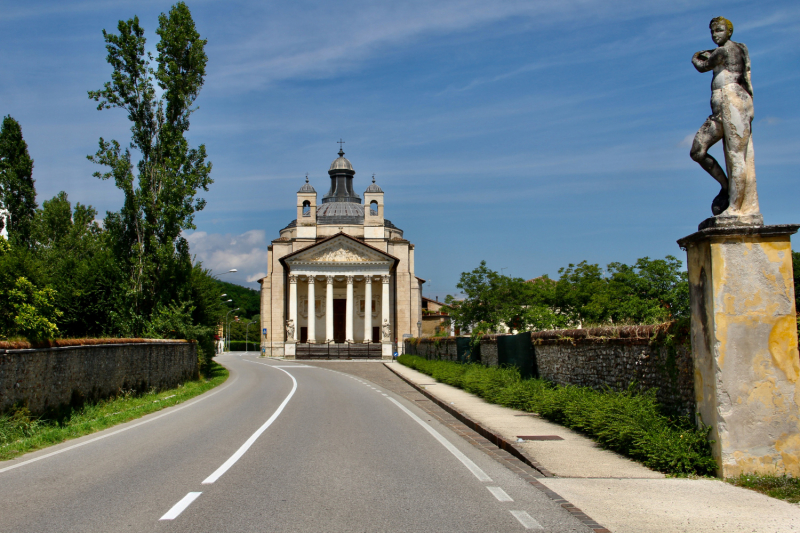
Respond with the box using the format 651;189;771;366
497;332;536;378
456;337;480;363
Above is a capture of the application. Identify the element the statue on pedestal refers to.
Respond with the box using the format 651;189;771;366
690;17;762;226
381;319;391;341
285;319;295;340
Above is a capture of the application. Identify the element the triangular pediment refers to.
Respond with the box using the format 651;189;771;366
284;234;394;265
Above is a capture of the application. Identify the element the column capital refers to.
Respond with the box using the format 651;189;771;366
326;275;334;284
307;275;315;285
346;275;354;285
288;275;298;284
381;274;391;283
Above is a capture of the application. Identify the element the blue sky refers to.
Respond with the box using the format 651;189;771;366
2;0;798;299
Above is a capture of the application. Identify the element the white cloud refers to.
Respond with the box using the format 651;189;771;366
247;272;267;283
678;133;695;148
206;0;703;92
186;229;270;285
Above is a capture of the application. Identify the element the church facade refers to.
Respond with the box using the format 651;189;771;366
259;148;423;358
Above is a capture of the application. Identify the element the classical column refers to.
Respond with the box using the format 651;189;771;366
363;276;372;343
307;276;316;343
288;274;298;341
381;274;390;339
325;276;334;343
345;275;354;342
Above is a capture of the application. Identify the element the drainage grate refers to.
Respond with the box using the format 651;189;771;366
517;435;564;441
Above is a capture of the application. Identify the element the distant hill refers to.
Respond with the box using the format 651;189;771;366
214;279;260;319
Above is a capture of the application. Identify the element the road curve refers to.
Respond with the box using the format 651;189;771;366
0;355;591;532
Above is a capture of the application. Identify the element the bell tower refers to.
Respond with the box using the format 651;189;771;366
296;175;317;239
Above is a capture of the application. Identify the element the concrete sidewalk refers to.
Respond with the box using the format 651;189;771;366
387;361;800;533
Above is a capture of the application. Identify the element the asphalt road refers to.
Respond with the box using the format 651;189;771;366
0;355;591;532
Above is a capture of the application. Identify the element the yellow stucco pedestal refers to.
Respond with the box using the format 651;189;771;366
678;224;800;478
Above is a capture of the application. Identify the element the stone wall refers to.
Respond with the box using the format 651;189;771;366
404;323;695;416
405;337;458;361
532;325;694;417
0;340;198;415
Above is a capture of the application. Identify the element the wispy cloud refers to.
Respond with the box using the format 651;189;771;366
205;0;710;91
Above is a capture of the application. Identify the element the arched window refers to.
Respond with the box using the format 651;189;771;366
302;200;311;216
370;200;378;216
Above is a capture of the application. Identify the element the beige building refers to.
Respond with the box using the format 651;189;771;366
259;148;423;358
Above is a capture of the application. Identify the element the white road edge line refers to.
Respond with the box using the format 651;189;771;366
202;361;297;484
160;492;202;520
0;369;240;475
487;486;514;502
509;510;543;529
387;397;491;482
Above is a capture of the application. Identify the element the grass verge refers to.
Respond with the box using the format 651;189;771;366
398;354;716;476
0;361;228;462
727;474;800;503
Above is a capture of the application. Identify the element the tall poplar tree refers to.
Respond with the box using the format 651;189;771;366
0;116;37;246
88;2;212;326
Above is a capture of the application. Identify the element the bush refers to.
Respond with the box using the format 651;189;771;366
397;354;716;476
228;340;258;351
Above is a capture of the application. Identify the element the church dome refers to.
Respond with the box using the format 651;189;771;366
329;148;354;171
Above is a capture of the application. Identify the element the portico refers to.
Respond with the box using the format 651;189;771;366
285;273;392;344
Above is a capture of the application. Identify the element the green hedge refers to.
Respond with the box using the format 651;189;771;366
227;340;259;352
397;354;716;476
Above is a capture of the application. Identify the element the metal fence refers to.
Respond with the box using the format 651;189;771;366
295;341;383;359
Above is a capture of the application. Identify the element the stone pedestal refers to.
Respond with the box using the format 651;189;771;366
381;342;393;360
678;224;800;477
284;341;296;359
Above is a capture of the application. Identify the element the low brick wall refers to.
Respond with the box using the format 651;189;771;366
0;340;198;415
404;323;695;416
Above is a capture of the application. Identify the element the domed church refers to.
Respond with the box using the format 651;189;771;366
258;147;423;359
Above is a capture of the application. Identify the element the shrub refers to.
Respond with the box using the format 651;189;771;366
397;354;716;476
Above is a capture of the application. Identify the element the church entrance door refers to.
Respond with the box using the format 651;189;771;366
333;299;346;342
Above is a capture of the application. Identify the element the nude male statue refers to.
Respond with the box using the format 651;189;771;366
690;17;761;222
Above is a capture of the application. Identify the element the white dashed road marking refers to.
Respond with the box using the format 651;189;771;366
510;510;543;529
487;486;514;502
160;492;202;520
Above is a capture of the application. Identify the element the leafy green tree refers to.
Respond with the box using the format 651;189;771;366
6;277;61;341
28;191;125;337
605;256;689;323
554;261;609;324
443;261;568;334
447;256;690;335
87;2;212;324
0;116;36;247
443;261;511;335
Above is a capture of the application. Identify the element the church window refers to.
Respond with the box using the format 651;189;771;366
302;200;311;216
370;200;378;216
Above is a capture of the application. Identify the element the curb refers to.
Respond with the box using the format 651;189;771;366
384;362;611;533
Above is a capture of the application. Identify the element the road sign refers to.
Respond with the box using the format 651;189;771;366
262;328;267;335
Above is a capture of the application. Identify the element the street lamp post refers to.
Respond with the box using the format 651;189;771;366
224;308;239;353
219;298;232;354
245;320;257;353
